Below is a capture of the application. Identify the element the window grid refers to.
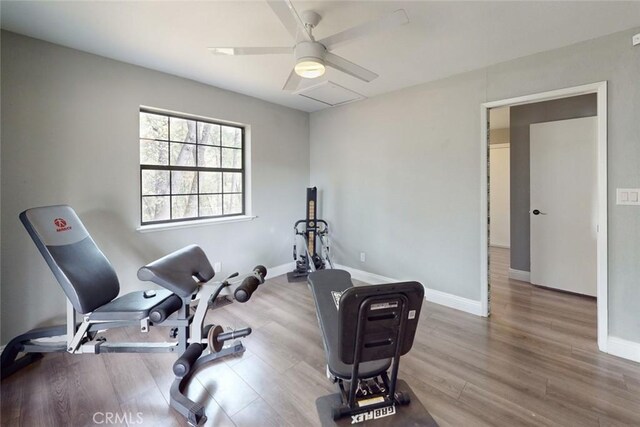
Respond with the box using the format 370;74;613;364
139;110;245;225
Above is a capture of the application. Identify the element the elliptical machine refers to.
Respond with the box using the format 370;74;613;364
287;187;333;282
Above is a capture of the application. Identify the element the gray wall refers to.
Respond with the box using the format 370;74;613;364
310;27;640;342
509;94;597;272
1;31;310;344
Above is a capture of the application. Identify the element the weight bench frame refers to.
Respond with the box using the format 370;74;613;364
308;269;423;421
1;205;266;427
341;293;410;413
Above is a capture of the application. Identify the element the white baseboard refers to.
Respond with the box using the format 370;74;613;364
508;268;531;283
335;264;483;316
423;288;484;316
281;264;640;364
267;262;295;279
606;336;640;363
490;244;510;249
334;264;397;284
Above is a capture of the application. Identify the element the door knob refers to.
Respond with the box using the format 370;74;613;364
532;209;546;215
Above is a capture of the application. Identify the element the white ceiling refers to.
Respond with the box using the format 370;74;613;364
2;1;639;112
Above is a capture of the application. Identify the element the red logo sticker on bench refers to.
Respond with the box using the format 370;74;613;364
54;218;72;232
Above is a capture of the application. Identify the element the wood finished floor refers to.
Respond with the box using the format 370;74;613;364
2;247;640;426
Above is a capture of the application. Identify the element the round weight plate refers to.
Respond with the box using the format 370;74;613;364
207;324;224;352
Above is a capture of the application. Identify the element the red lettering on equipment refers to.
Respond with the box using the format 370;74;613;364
54;218;72;232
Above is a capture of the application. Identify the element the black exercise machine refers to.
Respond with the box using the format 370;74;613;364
309;269;437;425
288;187;333;282
1;205;266;426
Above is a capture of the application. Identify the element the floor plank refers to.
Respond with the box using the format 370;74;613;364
2;247;640;426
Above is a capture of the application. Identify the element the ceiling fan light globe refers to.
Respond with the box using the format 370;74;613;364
294;60;325;78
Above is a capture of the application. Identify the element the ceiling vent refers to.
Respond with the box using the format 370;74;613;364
296;81;366;107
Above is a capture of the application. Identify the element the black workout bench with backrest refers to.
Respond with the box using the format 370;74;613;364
1;205;266;426
308;269;425;423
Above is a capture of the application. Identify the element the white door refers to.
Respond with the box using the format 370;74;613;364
530;117;597;296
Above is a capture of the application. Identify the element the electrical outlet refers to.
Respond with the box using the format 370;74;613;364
633;33;640;46
617;188;640;205
214;262;222;272
360;252;366;262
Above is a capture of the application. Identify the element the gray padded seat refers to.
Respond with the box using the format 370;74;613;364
308;269;391;379
89;289;173;321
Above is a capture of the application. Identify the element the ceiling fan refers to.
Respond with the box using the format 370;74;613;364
209;1;409;91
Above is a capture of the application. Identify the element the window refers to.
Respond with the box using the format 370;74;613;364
139;109;245;225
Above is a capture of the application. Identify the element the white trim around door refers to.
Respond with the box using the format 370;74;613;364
479;81;608;353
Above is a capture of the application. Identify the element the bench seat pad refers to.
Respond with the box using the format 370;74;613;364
308;269;391;380
89;289;173;321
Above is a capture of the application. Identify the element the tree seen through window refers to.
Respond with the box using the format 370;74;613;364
139;110;244;224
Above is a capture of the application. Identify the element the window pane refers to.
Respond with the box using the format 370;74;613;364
142;196;170;222
200;195;222;217
223;194;243;215
172;195;198;219
171;171;197;194
170;117;196;143
221;126;242;148
199;172;222;194
170;143;196;166
197;145;221;168
140;139;168;165
223;172;242;193
140;111;245;223
142;170;169;195
221;148;242;169
140;112;168;140
198;122;220;145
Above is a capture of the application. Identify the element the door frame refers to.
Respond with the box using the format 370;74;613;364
479;81;608;352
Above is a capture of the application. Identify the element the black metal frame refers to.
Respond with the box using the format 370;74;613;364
335;293;410;419
139;109;246;225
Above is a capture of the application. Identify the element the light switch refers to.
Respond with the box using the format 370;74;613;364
617;188;640;205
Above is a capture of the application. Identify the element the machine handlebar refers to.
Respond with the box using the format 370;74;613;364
294;219;329;234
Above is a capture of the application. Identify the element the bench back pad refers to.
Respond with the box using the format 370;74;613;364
339;281;424;364
20;205;120;314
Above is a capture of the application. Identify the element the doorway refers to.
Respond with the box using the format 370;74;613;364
480;82;608;352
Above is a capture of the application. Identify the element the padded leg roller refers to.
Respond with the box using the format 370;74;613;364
173;343;204;378
234;265;267;303
149;295;182;323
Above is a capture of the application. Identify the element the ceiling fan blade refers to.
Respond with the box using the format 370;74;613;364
267;0;311;41
282;68;302;91
208;47;292;55
319;9;409;50
324;53;378;82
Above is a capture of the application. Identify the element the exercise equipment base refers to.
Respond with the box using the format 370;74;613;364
315;380;437;427
286;270;309;282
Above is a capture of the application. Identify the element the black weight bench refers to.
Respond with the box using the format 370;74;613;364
309;269;437;425
1;205;266;426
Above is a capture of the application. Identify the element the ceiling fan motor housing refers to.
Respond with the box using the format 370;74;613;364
295;41;326;64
